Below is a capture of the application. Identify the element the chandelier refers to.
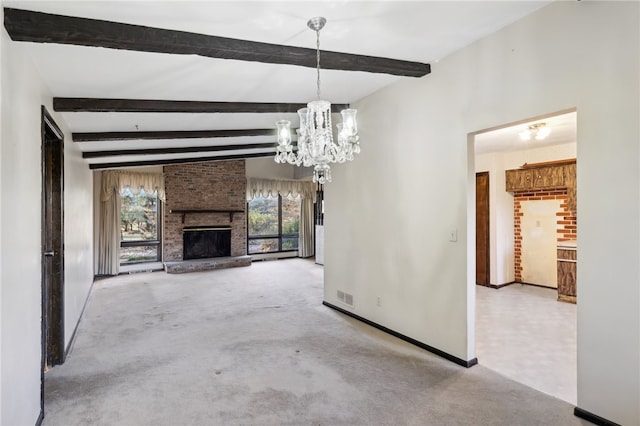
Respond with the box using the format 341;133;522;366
519;122;551;141
274;17;360;184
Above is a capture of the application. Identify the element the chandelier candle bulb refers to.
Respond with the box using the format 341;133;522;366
276;120;291;145
341;109;358;136
298;108;308;135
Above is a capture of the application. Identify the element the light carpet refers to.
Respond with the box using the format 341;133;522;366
43;259;587;425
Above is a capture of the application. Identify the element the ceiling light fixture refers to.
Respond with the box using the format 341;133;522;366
274;17;360;184
519;122;551;141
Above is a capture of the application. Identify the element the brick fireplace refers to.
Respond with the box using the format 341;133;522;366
163;160;249;271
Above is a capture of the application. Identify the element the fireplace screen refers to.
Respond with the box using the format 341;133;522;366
183;226;231;260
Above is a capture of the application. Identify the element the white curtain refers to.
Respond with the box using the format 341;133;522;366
97;171;165;275
97;187;121;275
101;170;165;202
246;177;315;201
298;195;315;257
247;178;316;258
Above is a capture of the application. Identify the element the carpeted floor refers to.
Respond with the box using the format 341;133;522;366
43;259;587;425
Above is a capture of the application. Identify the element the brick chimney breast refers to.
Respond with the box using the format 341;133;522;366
163;160;247;261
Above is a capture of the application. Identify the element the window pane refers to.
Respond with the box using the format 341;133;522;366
281;237;299;251
282;196;300;235
248;238;279;254
121;188;158;241
120;245;158;264
248;196;278;236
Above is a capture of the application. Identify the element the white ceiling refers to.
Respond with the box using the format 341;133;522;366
3;0;555;168
474;110;577;155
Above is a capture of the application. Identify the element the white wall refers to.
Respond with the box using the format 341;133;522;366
325;2;638;424
64;135;95;350
293;165;313;180
503;143;577;169
1;17;94;424
0;7;4;422
475;142;576;285
246;157;294;179
520;199;561;287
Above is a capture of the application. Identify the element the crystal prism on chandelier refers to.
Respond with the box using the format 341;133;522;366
274;17;360;184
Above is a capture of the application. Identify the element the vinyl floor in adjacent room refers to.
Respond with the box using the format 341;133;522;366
43;259;586;425
476;283;577;405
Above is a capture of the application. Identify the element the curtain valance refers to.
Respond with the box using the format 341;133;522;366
100;170;165;202
246;178;316;201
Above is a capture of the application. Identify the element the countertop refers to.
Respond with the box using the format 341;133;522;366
557;240;577;249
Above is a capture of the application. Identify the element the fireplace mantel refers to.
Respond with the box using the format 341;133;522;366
170;209;244;223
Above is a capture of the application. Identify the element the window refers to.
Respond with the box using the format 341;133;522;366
120;187;161;264
247;195;300;254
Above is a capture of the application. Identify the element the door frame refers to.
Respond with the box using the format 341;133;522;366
41;106;65;410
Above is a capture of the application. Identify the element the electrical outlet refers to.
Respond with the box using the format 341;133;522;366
449;228;457;242
377;297;381;307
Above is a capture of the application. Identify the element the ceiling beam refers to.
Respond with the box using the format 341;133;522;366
82;142;278;158
74;129;276;142
4;8;430;78
54;98;349;113
88;152;274;170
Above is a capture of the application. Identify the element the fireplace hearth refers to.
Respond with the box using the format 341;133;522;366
183;226;231;260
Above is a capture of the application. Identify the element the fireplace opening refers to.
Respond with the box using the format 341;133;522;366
183;226;231;260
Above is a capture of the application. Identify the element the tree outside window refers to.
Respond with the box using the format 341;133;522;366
120;187;160;264
248;195;300;254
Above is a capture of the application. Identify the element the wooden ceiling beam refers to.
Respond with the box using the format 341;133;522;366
74;129;276;142
4;8;431;77
88;152;274;169
82;142;278;158
54;98;349;113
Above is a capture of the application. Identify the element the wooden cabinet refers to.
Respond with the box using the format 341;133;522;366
533;166;564;189
505;169;532;191
557;246;577;303
563;163;577;213
505;161;576;212
563;163;576;188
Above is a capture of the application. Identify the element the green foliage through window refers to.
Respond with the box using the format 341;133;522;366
120;188;158;241
248;195;300;254
248;196;278;236
120;187;160;264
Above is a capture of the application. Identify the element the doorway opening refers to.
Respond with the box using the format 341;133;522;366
470;109;578;404
41;107;65;390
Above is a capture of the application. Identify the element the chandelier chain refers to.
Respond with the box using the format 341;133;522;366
315;29;321;100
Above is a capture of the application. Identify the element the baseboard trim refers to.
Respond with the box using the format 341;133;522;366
574;407;620;426
322;301;477;368
35;409;44;426
477;282;515;289
515;280;558;290
64;279;96;361
250;251;298;261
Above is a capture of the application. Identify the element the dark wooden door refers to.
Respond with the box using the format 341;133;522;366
42;107;65;368
476;172;490;285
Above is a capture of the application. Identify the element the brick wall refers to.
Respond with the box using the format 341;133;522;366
513;189;576;282
163;160;247;261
